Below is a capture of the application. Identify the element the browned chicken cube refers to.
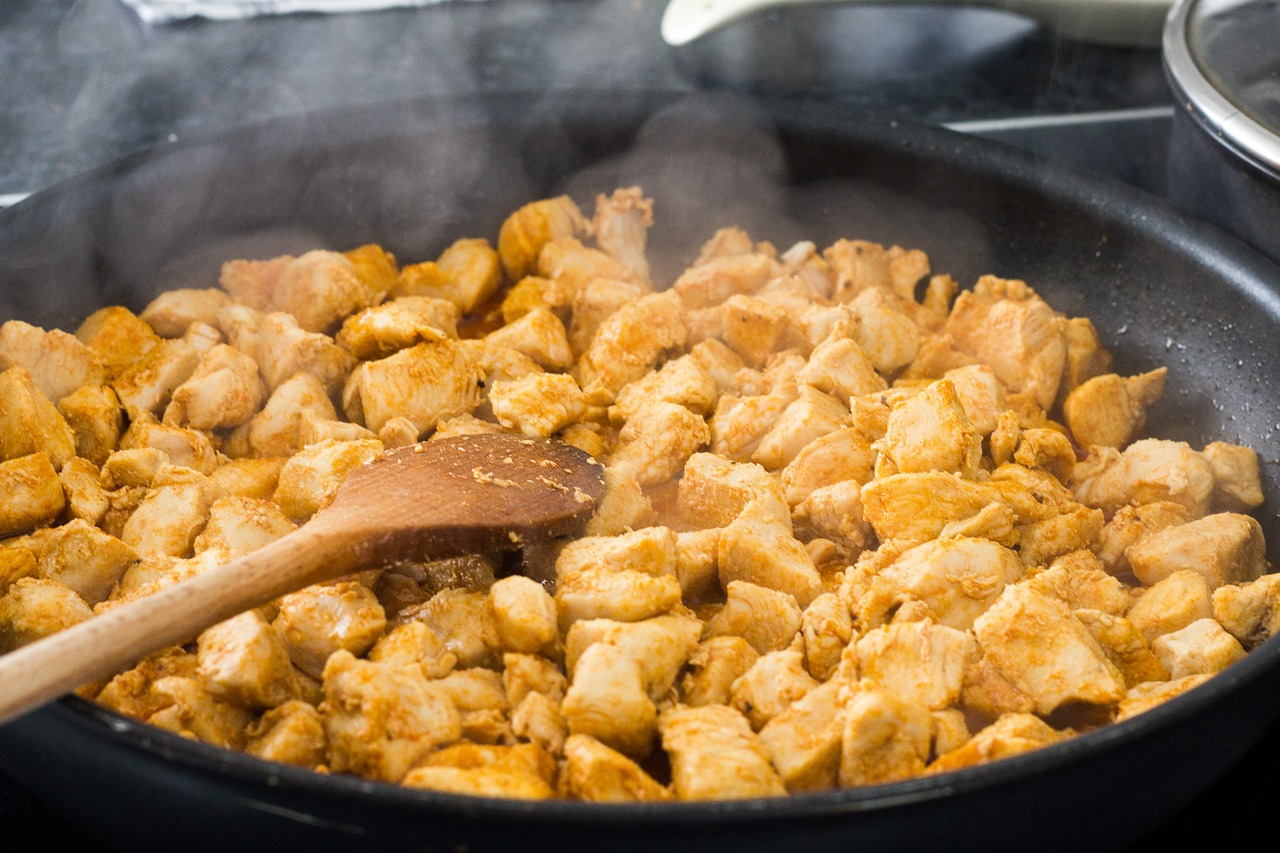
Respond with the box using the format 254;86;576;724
659;703;785;800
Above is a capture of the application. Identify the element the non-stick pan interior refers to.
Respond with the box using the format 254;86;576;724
1;90;1279;853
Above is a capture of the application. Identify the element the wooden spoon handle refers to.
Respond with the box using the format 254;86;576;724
0;524;353;727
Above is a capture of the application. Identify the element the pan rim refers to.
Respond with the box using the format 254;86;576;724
4;89;1280;828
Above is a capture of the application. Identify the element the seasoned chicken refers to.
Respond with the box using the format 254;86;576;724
877;378;982;477
319;650;460;783
561;641;657;759
140;288;234;338
658;703;785;800
1070;438;1216;519
838;687;933;787
878;537;1024;631
0;367;77;470
729;647;819;731
274;580;387;679
0;576;94;652
1062;368;1167;449
0;320;104;403
856;621;977;711
1125;512;1266;589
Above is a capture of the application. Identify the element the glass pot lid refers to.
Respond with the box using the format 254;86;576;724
1164;0;1280;173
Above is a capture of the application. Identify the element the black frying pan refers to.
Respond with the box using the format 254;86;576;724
1;91;1278;853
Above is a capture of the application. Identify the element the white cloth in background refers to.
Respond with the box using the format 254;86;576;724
118;0;477;24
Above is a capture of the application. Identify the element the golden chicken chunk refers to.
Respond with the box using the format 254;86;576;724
659;703;785;800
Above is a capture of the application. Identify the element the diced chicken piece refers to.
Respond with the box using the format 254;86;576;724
369;621;457;680
192;495;295;555
110;338;201;421
580;463;656;537
677;452;791;531
56;384;123;466
1071;439;1216;519
498;196;589;282
501;275;572;324
838;686;932;786
118;468;222;559
488;575;558;655
501;653;566;708
714;294;791;369
319;650;461;783
75;306;160;379
0;453;66;538
927;713;1067;773
488;373;586;438
1126;512;1266;590
940;364;1005;435
659;703;785;800
510;690;569;755
418;741;555;789
341;243;399;303
1013;427;1077;484
567;277;647;355
556;566;682;630
856;620;977;710
218;306;352;396
55;456;105;525
845;289;921;374
273;580;387;679
406;587;500;669
1114;674;1213;722
576;291;687;404
556;527;677;580
224;250;375;334
209;457;286;500
561;641;657;759
484;307;573;371
755;677;847;792
145;675;254;749
272;438;382;523
394;246;490;314
608;400;709;487
878;537;1024;631
92;646;199;718
1213;574;1280;649
335;297;457;360
562;733;671;802
796;330;885;406
1092;501;1192;577
197;609;299;708
692;227;756;265
800;592;854;681
706;392;792;463
972;584;1126;715
861;466;1080;547
183;322;224;354
610;355;718;423
729;648;819;730
591;187;653;283
0;320;104;403
432;669;508;741
0;366;77;469
778;427;876;509
141;288;234;337
162;343;265;430
937;502;1019;548
1150;618;1246;679
719;499;822;607
296;409;376;448
0;576;94;652
944;276;1066;410
1073;609;1168;687
1202;441;1266;511
1063;369;1167;449
878;379;981;477
672;252;776;310
36;519;135;606
565;613;702;701
401;764;553;800
705;580;803;654
674;628;765;714
118;414;217;475
930;708;971;758
343;340;482;435
824;239;898;302
848;386;922;441
751;387;847;471
247;371;345;457
244;700;327;767
1024;551;1130;615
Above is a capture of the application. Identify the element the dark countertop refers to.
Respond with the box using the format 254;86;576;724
1;1;1274;851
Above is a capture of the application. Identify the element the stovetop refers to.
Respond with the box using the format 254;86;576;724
1;1;1275;850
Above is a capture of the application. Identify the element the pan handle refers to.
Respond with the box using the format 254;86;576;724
661;0;1173;48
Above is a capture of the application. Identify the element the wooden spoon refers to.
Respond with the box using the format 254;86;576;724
0;434;605;727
